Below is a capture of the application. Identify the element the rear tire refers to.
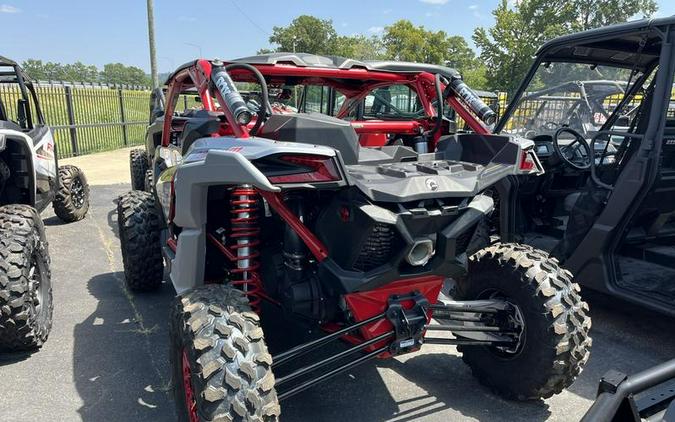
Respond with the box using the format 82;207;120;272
0;205;52;351
117;191;163;292
456;242;591;400
144;169;154;194
171;284;280;422
130;148;148;191
53;165;89;223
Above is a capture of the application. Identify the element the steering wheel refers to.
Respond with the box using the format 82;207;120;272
552;127;592;170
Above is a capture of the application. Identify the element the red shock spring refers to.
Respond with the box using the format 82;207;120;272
227;185;263;313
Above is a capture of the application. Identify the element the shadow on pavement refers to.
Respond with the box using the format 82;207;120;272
42;215;67;227
107;196;120;240
0;351;35;366
387;353;551;422
73;271;175;422
566;289;675;401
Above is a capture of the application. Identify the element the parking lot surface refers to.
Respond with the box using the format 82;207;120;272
0;150;673;421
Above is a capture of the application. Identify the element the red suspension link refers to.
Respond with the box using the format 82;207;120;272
227;186;263;313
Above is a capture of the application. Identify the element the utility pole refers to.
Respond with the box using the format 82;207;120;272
146;0;159;88
292;36;298;108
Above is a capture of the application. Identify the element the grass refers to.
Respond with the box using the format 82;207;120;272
0;84;151;158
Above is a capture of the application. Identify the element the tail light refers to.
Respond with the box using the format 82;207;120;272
267;155;341;184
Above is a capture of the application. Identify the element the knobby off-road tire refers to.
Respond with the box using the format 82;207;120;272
455;242;592;400
171;284;280;422
144;169;154;194
117;190;163;292
0;205;52;351
130;148;148;191
53;165;89;222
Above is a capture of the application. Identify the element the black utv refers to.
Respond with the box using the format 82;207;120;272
0;56;90;352
488;17;675;317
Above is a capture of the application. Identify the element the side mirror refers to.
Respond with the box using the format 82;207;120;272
17;99;29;129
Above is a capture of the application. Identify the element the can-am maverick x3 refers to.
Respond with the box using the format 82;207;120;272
118;57;591;420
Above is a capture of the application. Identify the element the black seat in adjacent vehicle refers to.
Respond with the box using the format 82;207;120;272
179;111;221;155
260;113;361;164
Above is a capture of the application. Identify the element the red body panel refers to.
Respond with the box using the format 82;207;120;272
358;133;388;147
341;275;444;357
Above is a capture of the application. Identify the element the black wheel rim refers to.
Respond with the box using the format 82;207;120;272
71;176;86;209
29;250;49;327
478;289;526;358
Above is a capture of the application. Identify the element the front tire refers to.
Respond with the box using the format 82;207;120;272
130;148;148;191
53;165;89;222
117;191;163;292
171;284;280;422
456;242;591;400
0;205;52;351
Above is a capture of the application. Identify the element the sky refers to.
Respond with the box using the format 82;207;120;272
0;0;673;73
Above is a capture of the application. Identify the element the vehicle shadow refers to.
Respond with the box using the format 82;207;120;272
566;289;675;401
278;334;551;422
72;271;175;422
0;351;34;366
42;215;67;227
386;353;552;422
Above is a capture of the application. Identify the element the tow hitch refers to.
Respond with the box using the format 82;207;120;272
272;292;524;401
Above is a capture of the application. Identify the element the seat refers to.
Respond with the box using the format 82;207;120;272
259;113;360;164
178;111;221;155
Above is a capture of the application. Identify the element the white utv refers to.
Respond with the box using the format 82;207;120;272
0;56;90;352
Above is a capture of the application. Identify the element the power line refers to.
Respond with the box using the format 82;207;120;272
229;0;272;37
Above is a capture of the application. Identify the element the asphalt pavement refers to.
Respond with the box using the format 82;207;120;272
0;149;673;421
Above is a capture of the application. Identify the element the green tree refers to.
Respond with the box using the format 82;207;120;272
382;20;483;87
101;63;151;86
474;0;658;93
573;0;657;30
43;62;69;80
461;64;488;90
383;20;440;63
269;15;339;55
333;35;384;60
62;62;99;82
444;36;478;71
21;59;48;80
382;20;478;68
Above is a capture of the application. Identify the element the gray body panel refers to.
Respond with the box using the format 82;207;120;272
162;127;539;293
0;126;58;211
164;135;336;294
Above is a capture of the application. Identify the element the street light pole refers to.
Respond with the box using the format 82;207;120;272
185;43;204;58
146;0;159;89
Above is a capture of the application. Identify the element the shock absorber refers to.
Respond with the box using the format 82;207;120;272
228;185;263;313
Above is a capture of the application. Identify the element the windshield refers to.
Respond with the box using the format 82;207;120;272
502;62;641;138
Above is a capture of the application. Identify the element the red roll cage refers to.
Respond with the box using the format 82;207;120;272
161;58;489;148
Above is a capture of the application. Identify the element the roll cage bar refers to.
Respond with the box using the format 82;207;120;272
0;56;45;129
160;57;489;147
